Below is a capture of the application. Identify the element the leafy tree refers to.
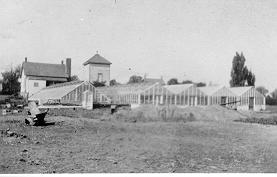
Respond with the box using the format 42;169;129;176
1;65;21;95
266;89;277;105
230;52;255;87
182;80;193;84
92;81;106;87
256;86;268;96
167;79;206;86
128;75;143;84
68;75;79;82
246;70;255;86
167;78;179;85
110;79;120;86
196;82;206;87
271;89;277;99
266;96;275;105
266;96;277;105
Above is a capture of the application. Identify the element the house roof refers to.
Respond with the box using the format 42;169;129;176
83;54;112;66
22;62;68;78
228;86;254;96
29;81;84;100
163;84;194;94
28;76;67;82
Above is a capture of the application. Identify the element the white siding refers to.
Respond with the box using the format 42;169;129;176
20;68;27;95
20;69;46;97
27;79;46;97
231;87;266;111
88;64;110;86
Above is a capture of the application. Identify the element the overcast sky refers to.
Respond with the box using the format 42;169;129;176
1;0;277;91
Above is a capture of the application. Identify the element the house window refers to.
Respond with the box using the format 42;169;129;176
97;73;103;82
34;82;39;87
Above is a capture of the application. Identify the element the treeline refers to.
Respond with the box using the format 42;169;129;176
256;86;277;105
167;78;206;87
1;65;21;95
266;88;277;105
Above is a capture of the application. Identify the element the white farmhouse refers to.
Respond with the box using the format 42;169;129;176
19;58;71;98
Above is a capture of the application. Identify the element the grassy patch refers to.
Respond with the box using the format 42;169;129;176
46;108;110;119
1;112;277;172
112;105;196;123
235;107;277;125
235;116;277;125
266;105;277;113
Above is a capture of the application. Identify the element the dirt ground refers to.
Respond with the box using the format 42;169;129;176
1;107;277;173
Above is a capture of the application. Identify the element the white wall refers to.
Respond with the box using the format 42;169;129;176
236;105;250;111
20;68;47;97
20;68;27;94
254;104;266;111
26;79;46;97
88;64;110;85
236;105;265;111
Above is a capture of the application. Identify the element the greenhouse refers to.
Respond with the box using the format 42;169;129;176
29;80;266;111
229;86;266;111
162;84;206;106
96;83;210;106
96;82;164;105
198;86;237;106
29;81;110;107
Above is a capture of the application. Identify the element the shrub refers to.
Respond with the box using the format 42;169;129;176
235;116;277;125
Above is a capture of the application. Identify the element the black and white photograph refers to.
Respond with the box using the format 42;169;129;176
0;0;277;174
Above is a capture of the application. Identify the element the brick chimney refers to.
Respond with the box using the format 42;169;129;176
65;58;71;78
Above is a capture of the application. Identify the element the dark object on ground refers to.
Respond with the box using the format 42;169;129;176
111;104;117;114
25;102;49;126
0;128;28;139
93;103;111;109
19;159;26;162
25;112;48;126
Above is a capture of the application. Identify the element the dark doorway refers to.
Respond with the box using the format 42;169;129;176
221;97;227;106
46;81;63;87
249;97;254;110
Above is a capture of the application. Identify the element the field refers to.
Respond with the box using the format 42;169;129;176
266;105;277;113
1;105;277;173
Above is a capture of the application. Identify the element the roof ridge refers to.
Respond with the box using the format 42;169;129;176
24;61;64;66
164;83;193;87
83;53;112;66
228;86;254;96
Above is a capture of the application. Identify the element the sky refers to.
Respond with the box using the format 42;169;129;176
1;0;277;91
